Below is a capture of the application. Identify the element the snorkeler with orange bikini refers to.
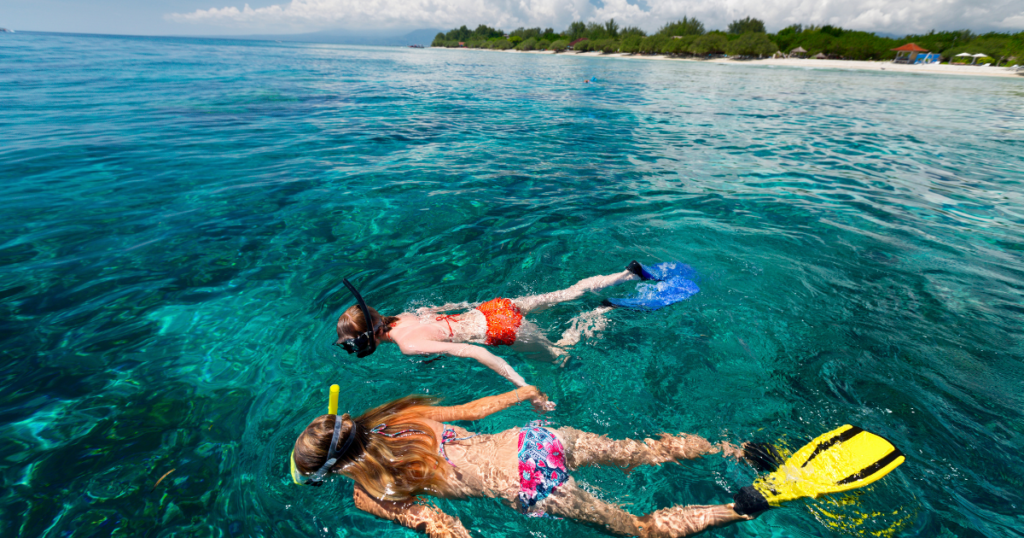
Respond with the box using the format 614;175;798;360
334;263;646;399
335;261;701;399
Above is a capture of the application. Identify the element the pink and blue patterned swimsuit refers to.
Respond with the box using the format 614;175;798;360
517;422;570;516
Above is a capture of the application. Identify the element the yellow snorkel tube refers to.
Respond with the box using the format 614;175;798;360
327;384;340;415
290;384;341;485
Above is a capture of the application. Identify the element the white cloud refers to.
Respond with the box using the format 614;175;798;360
166;0;1024;34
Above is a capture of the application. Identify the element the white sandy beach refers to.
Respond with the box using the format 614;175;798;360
486;49;1023;79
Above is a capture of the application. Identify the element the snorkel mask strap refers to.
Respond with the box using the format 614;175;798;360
341;278;384;358
291;384;357;487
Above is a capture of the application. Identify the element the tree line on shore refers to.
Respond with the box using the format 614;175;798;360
431;18;1024;64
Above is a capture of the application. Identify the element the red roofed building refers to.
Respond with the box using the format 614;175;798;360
892;43;929;63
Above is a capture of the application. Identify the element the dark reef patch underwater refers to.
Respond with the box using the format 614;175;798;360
1;32;1023;537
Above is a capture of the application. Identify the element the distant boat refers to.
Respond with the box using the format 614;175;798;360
409;44;424;48
0;28;14;33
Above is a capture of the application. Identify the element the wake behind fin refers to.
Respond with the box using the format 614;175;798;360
607;261;699;311
734;425;905;515
743;442;785;473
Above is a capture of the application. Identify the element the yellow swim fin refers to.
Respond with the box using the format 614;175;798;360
734;425;905;515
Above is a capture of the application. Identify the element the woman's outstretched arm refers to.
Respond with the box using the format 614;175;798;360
397;340;528;388
353;484;471;538
421;386;552;422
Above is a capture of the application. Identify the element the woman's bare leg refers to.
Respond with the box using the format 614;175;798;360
514;271;637;314
541;480;751;537
557;427;744;472
637;503;752;538
511;320;568;362
515;308;617;364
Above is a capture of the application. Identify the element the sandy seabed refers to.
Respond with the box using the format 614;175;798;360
480;49;1024;79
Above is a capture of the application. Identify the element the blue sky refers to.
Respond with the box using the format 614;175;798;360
5;0;1023;36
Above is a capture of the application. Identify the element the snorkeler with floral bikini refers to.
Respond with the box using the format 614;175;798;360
291;385;753;537
335;262;661;394
290;387;907;538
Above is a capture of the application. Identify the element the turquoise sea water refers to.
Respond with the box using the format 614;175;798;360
2;31;1024;537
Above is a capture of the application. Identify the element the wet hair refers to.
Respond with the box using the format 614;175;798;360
335;305;400;345
292;395;451;500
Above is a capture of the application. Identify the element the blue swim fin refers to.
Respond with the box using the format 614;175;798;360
606;261;699;311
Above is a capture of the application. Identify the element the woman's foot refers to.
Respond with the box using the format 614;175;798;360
626;260;656;281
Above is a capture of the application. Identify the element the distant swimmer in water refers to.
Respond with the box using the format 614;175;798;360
334;262;659;393
290;387;906;536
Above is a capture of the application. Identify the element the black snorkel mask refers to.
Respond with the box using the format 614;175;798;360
337;278;384;358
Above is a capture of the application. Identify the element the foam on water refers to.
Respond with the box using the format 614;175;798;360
2;32;1024;537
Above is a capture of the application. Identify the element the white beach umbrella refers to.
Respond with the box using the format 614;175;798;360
954;52;975;64
969;52;990;65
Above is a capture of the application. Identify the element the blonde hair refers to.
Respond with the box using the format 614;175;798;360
292;395;451;500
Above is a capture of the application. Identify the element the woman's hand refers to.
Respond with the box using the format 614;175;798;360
529;392;556;413
515;385;555;413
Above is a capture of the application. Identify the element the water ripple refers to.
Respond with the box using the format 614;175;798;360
2;32;1024;538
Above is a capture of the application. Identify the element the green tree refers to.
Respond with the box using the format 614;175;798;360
620;26;646;38
620;34;643;53
431;32;446;47
548;39;570;52
725;32;777;57
510;27;543;40
567;21;587;40
728;17;766;34
831;31;891;59
472;25;504;40
585;22;608;39
690;33;729;55
1005;32;1024;64
639;34;669;54
516;37;538;50
662;36;695;55
604;19;620;38
772;24;803;51
658;17;705;37
509;35;523;46
798;32;837;55
819;25;844;38
445;25;472;42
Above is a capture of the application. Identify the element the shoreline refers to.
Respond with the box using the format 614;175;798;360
453;48;1023;79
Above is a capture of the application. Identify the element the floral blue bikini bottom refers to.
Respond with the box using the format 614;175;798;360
516;422;570;517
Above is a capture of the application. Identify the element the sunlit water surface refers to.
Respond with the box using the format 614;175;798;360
2;32;1024;538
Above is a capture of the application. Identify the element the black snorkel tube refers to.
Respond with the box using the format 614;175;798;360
338;278;384;358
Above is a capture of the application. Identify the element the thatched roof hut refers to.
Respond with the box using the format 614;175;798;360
892;43;928;63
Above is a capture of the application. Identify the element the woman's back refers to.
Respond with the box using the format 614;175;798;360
423;419;521;502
